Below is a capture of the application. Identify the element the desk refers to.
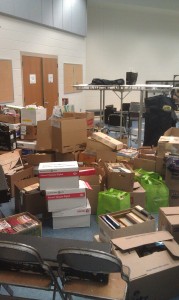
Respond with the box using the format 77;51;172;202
0;233;111;264
74;84;173;147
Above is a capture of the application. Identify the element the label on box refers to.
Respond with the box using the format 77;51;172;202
46;192;85;200
39;171;79;178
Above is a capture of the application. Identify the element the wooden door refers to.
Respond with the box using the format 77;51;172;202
42;57;58;118
22;56;43;107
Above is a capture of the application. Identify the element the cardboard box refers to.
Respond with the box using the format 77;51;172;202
0;149;23;174
38;161;79;190
99;207;155;242
0;114;20;124
52;199;91;229
36;120;52;151
169;190;179;206
112;231;179;300
0;212;42;236
21;107;46;125
96;150;117;163
20;125;37;140
45;180;88;212
24;152;55;166
63;112;94;129
86;137;113;152
130;182;146;208
55;151;79;162
6;165;34;197
165;168;179;191
157;127;179;157
14;177;47;215
52;118;87;153
80;167;105;214
155;156;166;177
105;162;134;192
86;185;101;215
158;207;179;243
16;140;37;150
133;157;156;172
78;150;96;164
91;132;123;150
0;130;16;151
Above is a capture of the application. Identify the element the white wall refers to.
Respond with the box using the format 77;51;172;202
85;0;179;110
0;14;86;112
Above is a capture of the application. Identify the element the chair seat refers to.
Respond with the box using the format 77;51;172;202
0;270;52;289
62;273;127;300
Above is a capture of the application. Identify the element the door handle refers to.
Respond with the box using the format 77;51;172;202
44;101;49;104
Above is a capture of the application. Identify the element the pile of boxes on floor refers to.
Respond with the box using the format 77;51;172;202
0;104;97;229
0;104;179;228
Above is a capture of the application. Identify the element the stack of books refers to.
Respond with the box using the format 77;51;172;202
0;213;39;234
101;205;153;230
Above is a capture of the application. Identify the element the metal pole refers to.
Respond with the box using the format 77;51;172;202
99;90;102;127
120;91;123;138
138;90;144;147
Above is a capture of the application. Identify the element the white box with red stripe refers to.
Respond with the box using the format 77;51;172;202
38;161;79;190
45;180;90;212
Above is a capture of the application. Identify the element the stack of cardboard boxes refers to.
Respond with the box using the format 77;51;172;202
17;106;46;150
38;161;91;229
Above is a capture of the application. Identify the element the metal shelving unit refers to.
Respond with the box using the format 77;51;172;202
74;83;174;147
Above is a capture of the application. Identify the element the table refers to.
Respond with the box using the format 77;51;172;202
74;84;174;147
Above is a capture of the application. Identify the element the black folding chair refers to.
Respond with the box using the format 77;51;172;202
0;240;65;300
57;247;130;300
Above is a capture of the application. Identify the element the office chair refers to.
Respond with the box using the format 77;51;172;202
57;247;130;300
0;240;65;300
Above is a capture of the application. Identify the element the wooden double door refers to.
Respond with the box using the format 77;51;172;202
22;55;58;118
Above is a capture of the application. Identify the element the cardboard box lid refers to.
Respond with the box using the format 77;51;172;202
160;207;179;215
111;231;173;251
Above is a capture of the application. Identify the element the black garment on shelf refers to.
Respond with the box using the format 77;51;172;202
143;95;177;147
90;78;125;85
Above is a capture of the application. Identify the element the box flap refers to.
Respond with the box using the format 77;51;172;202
163;240;179;258
0;150;23;174
160;207;179;215
111;231;173;251
164;127;179;137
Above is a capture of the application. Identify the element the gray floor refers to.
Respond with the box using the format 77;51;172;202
0;119;179;299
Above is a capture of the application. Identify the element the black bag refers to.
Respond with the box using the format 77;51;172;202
90;78;125;85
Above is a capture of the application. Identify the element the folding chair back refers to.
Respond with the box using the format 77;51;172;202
0;240;64;300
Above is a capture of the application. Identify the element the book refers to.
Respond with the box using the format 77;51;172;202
101;216;116;230
118;217;133;227
135;205;153;219
105;215;121;229
127;212;144;224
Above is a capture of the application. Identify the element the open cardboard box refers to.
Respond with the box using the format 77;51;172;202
0;150;34;197
130;182;146;208
14;177;47;215
157;127;179;157
158;207;179;244
112;231;179;300
98;207;155;242
104;162;134;192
